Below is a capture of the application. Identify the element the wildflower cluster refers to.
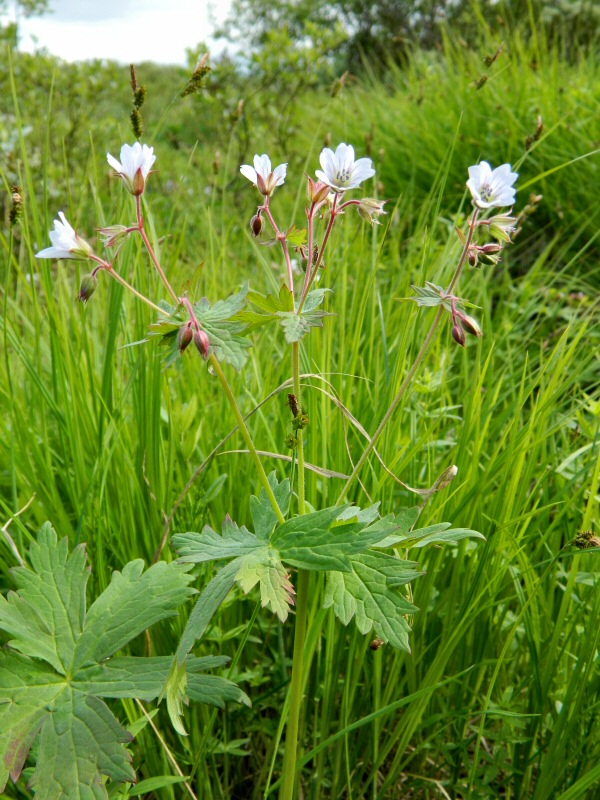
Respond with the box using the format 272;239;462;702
34;132;518;800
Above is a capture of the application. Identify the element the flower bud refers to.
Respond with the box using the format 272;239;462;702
459;314;483;337
468;249;478;267
307;176;330;204
178;323;193;353
451;323;466;347
251;213;264;237
193;328;210;359
480;243;503;255
78;273;98;303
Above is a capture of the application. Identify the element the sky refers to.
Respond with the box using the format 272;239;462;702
9;0;233;65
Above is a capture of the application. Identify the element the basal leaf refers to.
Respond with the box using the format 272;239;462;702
236;548;295;622
74;559;195;669
324;551;421;652
0;526;246;798
0;522;87;674
30;689;136;799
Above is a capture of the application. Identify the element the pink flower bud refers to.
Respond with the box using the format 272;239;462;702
178;323;193;353
307;176;330;204
452;323;466;347
459;314;483;337
251;214;264;237
480;243;503;255
194;328;210;359
468;249;478;267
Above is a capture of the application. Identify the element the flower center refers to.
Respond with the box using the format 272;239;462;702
480;183;493;201
335;167;352;184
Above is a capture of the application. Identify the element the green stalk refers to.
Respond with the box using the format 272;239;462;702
280;568;310;800
209;354;285;524
280;337;308;800
336;208;479;504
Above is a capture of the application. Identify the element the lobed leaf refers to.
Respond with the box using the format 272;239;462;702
0;525;247;797
324;551;421;652
174;517;261;564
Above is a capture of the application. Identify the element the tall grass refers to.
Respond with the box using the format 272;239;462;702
1;14;599;800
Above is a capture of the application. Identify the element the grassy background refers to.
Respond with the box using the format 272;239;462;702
1;12;600;800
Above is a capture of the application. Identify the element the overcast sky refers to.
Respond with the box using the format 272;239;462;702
9;0;232;65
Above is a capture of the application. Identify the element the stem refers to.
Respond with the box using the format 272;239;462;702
336;208;479;504
135;195;180;306
280;569;310;800
292;342;306;514
208;355;285;525
261;199;295;292
104;265;165;314
298;194;338;312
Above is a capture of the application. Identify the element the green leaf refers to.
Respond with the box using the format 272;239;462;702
249;472;291;541
238;285;294;331
272;505;380;572
277;310;329;343
285;223;307;247
175;559;242;664
300;288;331;313
236;548;295;622
165;652;250;736
323;551;421;652
126;775;189;795
0;525;246;798
375;522;485;549
174;517;261;564
408;282;445;307
188;286;252;370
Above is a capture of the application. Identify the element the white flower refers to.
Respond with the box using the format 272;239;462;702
315;143;375;192
240;154;287;196
107;142;156;195
35;212;92;260
466;161;518;209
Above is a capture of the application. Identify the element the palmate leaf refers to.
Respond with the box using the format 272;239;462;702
323;551;422;652
193;285;252;370
173;475;485;654
0;524;248;799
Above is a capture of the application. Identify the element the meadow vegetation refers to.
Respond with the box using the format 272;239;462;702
1;4;599;798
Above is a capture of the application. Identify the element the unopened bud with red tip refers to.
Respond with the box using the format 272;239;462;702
459;314;483;337
307;175;330;204
178;322;193;353
251;213;264;237
480;243;503;255
452;323;466;347
468;249;478;267
78;273;98;303
194;328;210;359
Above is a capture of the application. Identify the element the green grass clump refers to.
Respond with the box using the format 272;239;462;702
1;12;600;799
